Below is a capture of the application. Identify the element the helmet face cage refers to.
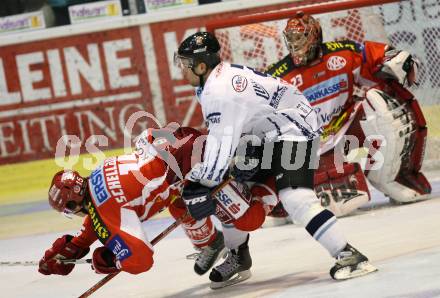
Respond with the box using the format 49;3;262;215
283;14;322;66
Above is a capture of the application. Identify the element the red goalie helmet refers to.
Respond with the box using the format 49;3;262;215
283;12;322;66
48;170;87;214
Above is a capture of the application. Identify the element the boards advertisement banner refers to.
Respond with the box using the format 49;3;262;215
69;0;123;24
0;2;291;165
144;0;198;12
0;0;439;165
0;11;46;35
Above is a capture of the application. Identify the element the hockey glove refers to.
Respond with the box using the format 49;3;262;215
92;247;119;274
182;181;217;221
38;235;90;276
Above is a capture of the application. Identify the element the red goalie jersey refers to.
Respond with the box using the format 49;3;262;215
267;40;386;153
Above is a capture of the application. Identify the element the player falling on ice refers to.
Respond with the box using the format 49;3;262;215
174;31;377;288
38;127;231;277
37;124;278;284
265;12;431;217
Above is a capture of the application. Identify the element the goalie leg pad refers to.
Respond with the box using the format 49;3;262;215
361;88;431;202
315;161;370;217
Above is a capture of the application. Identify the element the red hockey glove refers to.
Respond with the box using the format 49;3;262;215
92;247;119;274
38;235;90;276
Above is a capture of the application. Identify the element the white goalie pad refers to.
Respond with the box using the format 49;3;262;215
360;88;422;202
318;188;369;217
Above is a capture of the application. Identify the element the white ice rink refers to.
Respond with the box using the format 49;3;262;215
1;176;440;298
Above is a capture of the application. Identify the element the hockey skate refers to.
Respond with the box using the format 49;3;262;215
209;236;252;289
192;231;227;275
330;244;377;280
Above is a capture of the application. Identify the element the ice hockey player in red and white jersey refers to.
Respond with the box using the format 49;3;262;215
266;12;431;217
38;127;229;276
37;124;278;280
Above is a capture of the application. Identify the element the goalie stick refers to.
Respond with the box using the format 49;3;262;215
78;177;233;298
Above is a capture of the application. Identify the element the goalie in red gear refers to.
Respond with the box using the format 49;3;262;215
266;12;431;217
38;127;225;276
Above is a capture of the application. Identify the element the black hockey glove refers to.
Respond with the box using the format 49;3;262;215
231;142;263;182
182;181;217;221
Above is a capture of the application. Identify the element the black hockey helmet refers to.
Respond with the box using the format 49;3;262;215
174;32;221;69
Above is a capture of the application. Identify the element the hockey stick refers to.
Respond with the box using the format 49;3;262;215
78;177;232;298
0;259;91;267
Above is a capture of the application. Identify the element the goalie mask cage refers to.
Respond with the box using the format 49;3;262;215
206;0;440;164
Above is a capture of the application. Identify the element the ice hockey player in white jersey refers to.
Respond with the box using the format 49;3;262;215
174;32;377;288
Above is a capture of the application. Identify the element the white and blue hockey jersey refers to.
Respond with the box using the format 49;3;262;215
192;62;322;187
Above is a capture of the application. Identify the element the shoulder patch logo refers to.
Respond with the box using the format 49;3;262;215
327;56;346;71
231;75;248;92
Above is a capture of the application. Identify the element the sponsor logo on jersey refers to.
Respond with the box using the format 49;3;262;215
205;112;221;127
322;109;350;139
327;56;347;71
269;62;289;77
315;104;345;124
86;200;111;244
325;41;357;52
231;75;248;92
107;235;132;262
250;79;270;100
217;191;241;215
90;166;110;206
302;74;349;103
270;85;288;109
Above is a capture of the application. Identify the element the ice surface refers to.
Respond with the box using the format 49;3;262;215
1;178;440;298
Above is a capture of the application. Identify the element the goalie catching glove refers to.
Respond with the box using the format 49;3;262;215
38;234;90;276
378;48;419;87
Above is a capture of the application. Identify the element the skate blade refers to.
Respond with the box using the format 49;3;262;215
333;261;378;280
210;270;252;290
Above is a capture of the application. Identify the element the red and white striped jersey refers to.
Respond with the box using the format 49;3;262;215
71;150;181;274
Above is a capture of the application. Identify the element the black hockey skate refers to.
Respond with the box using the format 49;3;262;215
193;230;226;275
209;235;252;289
330;244;377;280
